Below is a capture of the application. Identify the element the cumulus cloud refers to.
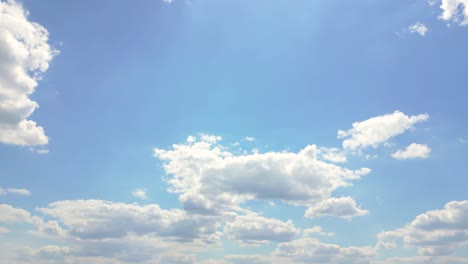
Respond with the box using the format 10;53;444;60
37;199;223;243
0;226;10;234
154;136;371;218
304;197;369;220
392;143;431;160
337;111;429;150
0;0;58;146
132;188;148;200
438;0;468;25
224;213;300;245
409;22;429;36
0;185;31;195
378;200;468;257
318;147;347;163
274;237;375;264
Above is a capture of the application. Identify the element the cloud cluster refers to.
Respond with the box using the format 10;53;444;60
154;135;371;219
305;197;369;220
0;0;57;146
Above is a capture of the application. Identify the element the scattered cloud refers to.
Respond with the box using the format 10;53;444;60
0;186;31;196
378;200;468;257
392;143;431;160
132;188;148;200
338;111;429;150
438;0;468;25
0;0;58;146
459;138;468;143
304;197;369;220
409;22;429;36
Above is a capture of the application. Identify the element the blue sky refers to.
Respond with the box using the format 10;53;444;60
0;0;468;263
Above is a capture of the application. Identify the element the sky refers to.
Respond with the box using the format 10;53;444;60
0;0;468;263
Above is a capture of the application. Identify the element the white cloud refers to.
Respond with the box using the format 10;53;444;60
392;143;431;160
303;226;335;237
132;188;148;200
245;136;255;142
154;137;371;217
438;0;468;25
318;147;347;163
409;22;429;36
274;237;375;264
37;199;223;243
459;138;468;143
224;213;300;245
378;200;468;257
338;111;429;150
0;186;31;195
304;197;369;220
0;0;58;146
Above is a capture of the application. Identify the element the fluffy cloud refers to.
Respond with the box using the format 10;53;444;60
274;237;375;264
0;185;31;195
37;199;222;243
154;136;371;218
337;111;429;150
409;22;429;36
0;0;57;146
439;0;468;25
304;197;369;220
378;200;468;257
392;143;431;160
224;213;300;245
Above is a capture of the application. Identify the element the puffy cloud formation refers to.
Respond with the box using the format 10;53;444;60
0;185;30;195
0;203;32;223
224;213;300;245
154;135;371;219
304;197;369;220
392;143;431;160
37;199;222;243
409;22;429;36
378;200;468;257
337;111;429;150
0;0;57;146
439;0;468;25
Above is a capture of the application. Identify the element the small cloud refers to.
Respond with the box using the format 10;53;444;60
132;189;148;200
392;143;431;160
36;149;50;154
0;186;31;196
303;226;335;237
409;22;429;36
186;135;196;144
0;227;10;234
245;137;255;142
459;138;468;143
